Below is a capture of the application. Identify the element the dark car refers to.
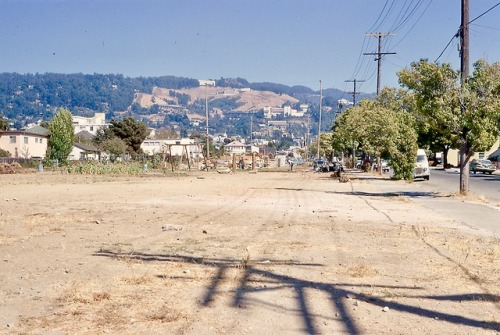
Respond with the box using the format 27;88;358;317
469;159;496;174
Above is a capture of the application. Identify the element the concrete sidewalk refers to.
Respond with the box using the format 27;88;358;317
348;169;500;237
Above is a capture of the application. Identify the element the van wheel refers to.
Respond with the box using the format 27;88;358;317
424;176;430;180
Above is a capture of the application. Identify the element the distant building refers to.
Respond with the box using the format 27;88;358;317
0;126;49;159
141;138;202;158
68;142;100;161
72;112;108;135
225;141;259;155
263;105;308;118
198;80;216;87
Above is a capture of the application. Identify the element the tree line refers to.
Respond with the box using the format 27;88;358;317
330;59;500;193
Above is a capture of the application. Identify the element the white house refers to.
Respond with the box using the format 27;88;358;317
225;141;259;155
68;143;100;161
225;141;246;155
0;126;49;159
141;138;202;158
72;112;108;135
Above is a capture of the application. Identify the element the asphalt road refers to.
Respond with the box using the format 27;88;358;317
421;168;500;204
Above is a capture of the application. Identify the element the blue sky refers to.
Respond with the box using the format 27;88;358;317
1;0;499;94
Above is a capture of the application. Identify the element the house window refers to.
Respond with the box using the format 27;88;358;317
478;152;485;159
9;136;16;143
24;136;29;144
90;126;94;131
35;138;38;143
40;138;43;144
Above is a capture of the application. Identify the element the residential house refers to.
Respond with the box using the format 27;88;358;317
225;141;259;155
68;142;100;161
0;126;49;159
446;137;500;167
141;138;202;158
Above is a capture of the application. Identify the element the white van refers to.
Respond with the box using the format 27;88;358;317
414;149;430;180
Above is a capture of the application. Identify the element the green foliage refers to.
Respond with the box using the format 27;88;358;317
0;148;11;157
331;92;418;180
0;73;198;125
100;137;128;161
65;161;144;174
48;108;74;164
108;117;149;156
209;97;242;110
398;59;500;174
310;133;333;158
398;60;460;163
0;115;9;130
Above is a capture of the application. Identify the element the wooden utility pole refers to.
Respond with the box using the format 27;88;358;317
345;79;365;106
364;33;396;95
205;84;210;163
459;0;470;194
317;80;322;159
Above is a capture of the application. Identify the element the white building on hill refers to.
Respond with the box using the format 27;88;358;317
72;112;108;135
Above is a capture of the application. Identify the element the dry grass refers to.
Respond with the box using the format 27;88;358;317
143;305;186;323
346;262;378;278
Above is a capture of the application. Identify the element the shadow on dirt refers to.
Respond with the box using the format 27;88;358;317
93;250;500;334
332;190;449;198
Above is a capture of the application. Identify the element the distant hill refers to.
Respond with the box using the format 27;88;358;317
134;86;299;112
0;72;374;128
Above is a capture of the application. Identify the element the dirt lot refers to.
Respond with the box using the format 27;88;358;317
0;168;499;335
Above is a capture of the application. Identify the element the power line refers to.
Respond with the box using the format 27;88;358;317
367;0;390;33
390;0;433;51
434;32;459;63
435;1;499;63
468;2;500;26
363;33;396;95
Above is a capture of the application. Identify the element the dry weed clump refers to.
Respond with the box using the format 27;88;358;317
0;162;25;174
347;262;378;278
58;282;111;305
143;305;187;323
121;274;154;285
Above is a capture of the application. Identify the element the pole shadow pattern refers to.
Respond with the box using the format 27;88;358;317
94;250;500;334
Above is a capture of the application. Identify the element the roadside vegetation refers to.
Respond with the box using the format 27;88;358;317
331;59;500;187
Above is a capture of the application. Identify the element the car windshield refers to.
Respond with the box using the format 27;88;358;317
478;160;491;165
416;155;426;162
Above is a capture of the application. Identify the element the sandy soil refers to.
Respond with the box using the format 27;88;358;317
0;168;499;335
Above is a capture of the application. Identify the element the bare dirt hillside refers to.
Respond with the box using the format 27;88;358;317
1;169;498;335
134;86;299;111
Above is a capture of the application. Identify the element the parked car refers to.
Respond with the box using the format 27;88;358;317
414;149;430;180
469;159;496;174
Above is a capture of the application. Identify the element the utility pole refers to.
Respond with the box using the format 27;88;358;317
364;33;396;95
459;0;470;194
317;80;322;159
205;84;210;163
250;111;253;141
345;79;365;106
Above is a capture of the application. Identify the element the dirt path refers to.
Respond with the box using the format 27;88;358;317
0;170;498;334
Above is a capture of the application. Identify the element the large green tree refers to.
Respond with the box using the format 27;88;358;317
108;117;149;156
331;92;418;180
398;61;460;168
399;59;500;193
47;108;74;164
